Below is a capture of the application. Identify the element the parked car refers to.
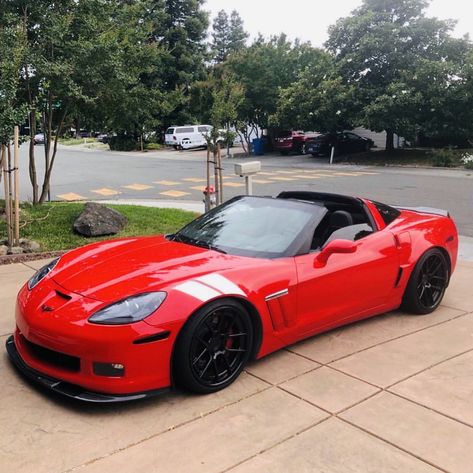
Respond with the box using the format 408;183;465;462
33;133;45;145
96;134;110;144
164;125;211;150
6;191;457;402
275;130;320;155
306;131;374;157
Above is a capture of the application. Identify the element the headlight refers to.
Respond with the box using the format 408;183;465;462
28;258;59;290
88;292;167;325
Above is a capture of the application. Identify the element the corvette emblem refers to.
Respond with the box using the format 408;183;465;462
41;305;54;312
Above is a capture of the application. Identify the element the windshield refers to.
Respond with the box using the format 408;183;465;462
173;196;326;258
165;128;175;135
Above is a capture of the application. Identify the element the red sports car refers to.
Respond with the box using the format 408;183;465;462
6;192;458;402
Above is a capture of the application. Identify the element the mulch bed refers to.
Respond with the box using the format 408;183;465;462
0;251;67;266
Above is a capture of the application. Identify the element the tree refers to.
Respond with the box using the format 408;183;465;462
272;56;360;133
228;11;248;56
0;14;26;147
150;0;209;125
326;0;470;149
210;10;248;64
211;10;229;63
1;0;167;203
227;35;326;147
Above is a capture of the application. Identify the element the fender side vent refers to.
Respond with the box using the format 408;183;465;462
394;268;404;288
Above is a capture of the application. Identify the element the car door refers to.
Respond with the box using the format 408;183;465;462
294;230;400;335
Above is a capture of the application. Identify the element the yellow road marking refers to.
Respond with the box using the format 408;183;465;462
160;190;191;198
276;170;298;174
57;192;86;201
182;178;206;183
258;172;277;176
271;177;297;181
154;180;181;186
224;182;245;187
91;188;120;196
252;179;273;184
190;186;207;192
123;183;153;191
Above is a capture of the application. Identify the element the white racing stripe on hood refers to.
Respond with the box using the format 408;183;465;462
174;281;221;302
196;274;246;297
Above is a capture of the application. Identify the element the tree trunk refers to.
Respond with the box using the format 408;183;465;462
28;110;38;204
386;129;395;152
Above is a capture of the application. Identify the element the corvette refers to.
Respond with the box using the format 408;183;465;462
6;191;458;402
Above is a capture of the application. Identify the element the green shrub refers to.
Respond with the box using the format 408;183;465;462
461;153;473;170
430;148;457;167
145;142;161;150
109;135;137;151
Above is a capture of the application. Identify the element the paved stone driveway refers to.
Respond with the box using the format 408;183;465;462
1;259;472;472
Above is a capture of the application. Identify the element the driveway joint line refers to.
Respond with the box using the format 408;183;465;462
287;308;468;366
63;384;273;473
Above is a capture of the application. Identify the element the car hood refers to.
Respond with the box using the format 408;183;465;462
52;236;249;302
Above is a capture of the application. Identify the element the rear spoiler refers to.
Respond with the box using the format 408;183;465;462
395;206;450;218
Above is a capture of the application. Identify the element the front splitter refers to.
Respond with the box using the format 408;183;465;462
5;336;169;403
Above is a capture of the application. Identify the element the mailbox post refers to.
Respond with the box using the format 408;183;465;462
234;161;261;196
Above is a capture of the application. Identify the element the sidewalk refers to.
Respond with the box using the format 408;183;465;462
1;259;473;472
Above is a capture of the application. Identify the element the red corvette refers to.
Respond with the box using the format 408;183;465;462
6;192;458;402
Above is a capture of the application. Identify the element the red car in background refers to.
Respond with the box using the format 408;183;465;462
275;130;320;155
6;192;458;402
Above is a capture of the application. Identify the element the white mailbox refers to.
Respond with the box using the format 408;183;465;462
234;161;261;177
234;161;261;196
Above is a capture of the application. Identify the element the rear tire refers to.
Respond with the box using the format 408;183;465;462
173;299;254;394
401;248;449;315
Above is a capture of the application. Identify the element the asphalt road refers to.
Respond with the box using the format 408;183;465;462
14;143;473;236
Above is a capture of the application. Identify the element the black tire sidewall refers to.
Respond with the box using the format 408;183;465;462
402;248;449;315
173;299;254;394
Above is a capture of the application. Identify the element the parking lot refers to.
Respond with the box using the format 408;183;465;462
2;258;473;472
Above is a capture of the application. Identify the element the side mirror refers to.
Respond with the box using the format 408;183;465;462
314;239;357;268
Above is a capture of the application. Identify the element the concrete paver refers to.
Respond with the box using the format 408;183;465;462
76;388;328;473
1;258;473;472
331;314;473;387
228;418;440;473
341;392;473;473
289;305;464;364
390;350;473;426
246;349;319;385
281;366;379;414
0;356;269;473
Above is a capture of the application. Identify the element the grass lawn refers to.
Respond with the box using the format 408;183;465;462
0;202;198;252
58;138;96;146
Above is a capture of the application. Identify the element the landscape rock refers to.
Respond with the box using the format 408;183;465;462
8;246;24;255
73;202;127;237
0;245;8;256
19;239;41;253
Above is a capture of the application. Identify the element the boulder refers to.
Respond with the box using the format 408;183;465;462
8;246;24;255
73;202;127;237
0;245;8;256
19;238;41;253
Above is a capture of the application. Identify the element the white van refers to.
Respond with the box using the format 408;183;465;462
165;125;212;150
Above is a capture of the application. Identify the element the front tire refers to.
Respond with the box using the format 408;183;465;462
402;248;449;315
173;299;254;394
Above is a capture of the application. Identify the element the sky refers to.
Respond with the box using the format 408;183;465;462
204;0;473;47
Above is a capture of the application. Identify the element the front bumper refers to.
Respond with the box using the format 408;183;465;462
6;335;169;403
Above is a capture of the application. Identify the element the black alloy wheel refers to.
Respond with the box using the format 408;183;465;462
174;299;253;393
402;249;449;315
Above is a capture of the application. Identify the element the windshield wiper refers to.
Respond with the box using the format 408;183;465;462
172;234;227;254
